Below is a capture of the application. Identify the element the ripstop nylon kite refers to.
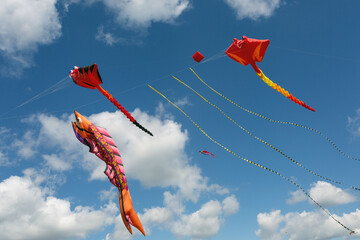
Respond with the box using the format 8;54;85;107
72;111;145;236
225;36;315;112
70;63;153;136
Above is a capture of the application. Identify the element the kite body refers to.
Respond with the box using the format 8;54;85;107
72;111;145;236
193;51;205;63
70;63;153;136
199;150;215;158
225;36;315;112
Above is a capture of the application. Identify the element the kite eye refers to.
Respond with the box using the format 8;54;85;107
77;117;82;123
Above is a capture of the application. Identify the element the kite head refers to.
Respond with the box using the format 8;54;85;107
225;36;270;69
72;111;93;139
69;63;103;89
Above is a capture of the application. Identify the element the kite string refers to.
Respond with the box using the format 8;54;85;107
147;84;354;233
189;68;360;162
171;75;360;191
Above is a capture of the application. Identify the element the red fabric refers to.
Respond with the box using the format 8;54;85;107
70;63;103;89
193;51;204;63
225;36;270;66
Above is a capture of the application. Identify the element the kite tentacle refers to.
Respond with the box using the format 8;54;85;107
96;85;153;136
148;84;354;233
189;67;360;162
172;75;360;192
254;69;315;112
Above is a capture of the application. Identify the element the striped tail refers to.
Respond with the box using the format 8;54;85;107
96;85;153;136
255;69;315;112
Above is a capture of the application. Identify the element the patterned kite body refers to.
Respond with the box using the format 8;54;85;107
72;111;145;236
70;63;153;136
225;36;315;112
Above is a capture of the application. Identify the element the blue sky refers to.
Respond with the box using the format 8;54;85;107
1;0;360;239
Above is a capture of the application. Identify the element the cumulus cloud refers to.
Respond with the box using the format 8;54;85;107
222;195;240;215
257;181;359;240
0;173;117;240
10;106;239;239
223;0;281;20
286;189;307;204
256;209;360;240
309;181;356;207
0;0;62;76
100;0;190;28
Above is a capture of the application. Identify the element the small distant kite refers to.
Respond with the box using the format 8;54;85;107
225;36;315;112
193;51;205;63
199;150;215;158
72;111;145;236
70;63;153;136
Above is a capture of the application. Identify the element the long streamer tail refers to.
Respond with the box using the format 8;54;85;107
96;85;153;136
189;68;360;162
172;75;360;192
148;84;354;234
254;67;315;112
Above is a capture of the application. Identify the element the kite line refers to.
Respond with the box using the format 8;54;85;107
189;68;360;162
148;84;355;234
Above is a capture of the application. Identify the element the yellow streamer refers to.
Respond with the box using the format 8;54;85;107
171;75;360;192
189;68;360;162
148;84;354;233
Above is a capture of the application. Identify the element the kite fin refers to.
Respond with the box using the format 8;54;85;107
119;190;145;236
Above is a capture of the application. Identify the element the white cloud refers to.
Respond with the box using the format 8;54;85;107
100;0;190;28
0;150;10;166
256;209;360;240
347;109;360;137
96;25;122;46
12;106;238;239
0;0;61;76
171;200;223;239
286;189;307;204
223;0;281;20
256;210;284;240
43;154;72;171
0;174;117;240
222;195;240;216
309;181;356;207
257;182;360;240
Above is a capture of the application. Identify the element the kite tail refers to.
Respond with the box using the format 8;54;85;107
189;68;360;162
172;75;360;192
148;84;354;234
96;85;153;136
253;66;315;112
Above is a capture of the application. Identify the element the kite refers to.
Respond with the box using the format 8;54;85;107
193;51;205;63
72;111;145;236
225;36;315;112
148;84;355;234
199;150;215;158
70;63;153;136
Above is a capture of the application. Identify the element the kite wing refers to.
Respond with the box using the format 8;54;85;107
72;111;145;236
70;63;153;136
225;36;315;112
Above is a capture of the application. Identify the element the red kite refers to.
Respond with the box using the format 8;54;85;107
193;51;204;63
226;36;315;112
70;64;153;136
